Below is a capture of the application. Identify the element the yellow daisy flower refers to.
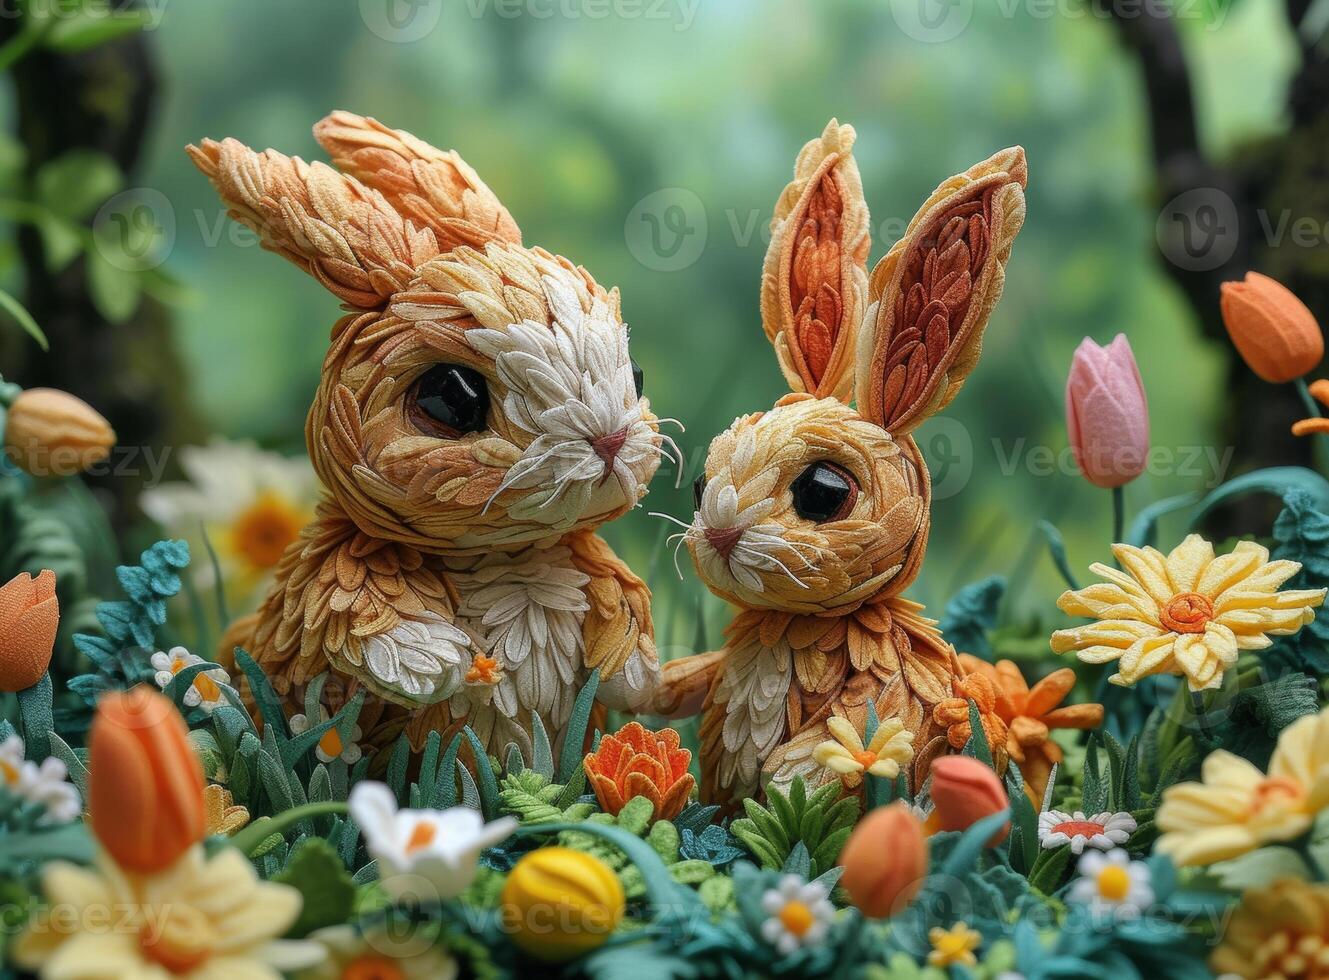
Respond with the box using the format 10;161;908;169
1211;878;1329;979
927;922;981;968
13;845;319;979
1156;706;1329;866
812;715;914;788
1050;534;1325;691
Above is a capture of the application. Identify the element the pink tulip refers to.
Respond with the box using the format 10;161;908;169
1065;335;1149;488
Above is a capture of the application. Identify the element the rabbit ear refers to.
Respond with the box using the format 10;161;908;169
187;136;440;309
313;111;522;253
857;147;1027;435
759;119;871;401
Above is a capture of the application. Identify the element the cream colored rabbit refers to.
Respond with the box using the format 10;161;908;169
191;112;673;759
654;121;1027;807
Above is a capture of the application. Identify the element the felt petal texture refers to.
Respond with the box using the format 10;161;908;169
1065;334;1149;488
1221;271;1324;383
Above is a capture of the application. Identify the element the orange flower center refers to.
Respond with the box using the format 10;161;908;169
1049;819;1107;839
852;750;879;770
1160;592;1214;634
0;758;18;784
405;820;437;855
318;726;345;760
343;956;407;980
466;655;500;684
231;493;304;570
778;900;815;937
1254;930;1329;978
170;659;220;702
139;904;217;974
1250;777;1307;818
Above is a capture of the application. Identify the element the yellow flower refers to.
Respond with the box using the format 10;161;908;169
203;784;250;837
1050;534;1325;691
300;923;458;979
927;922;981;968
13;845;319;979
812;715;914;789
1211;878;1329;979
1156;706;1329;866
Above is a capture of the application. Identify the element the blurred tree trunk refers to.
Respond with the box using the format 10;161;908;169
0;12;200;534
1096;0;1325;534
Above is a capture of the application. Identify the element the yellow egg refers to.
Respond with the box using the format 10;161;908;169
500;847;625;962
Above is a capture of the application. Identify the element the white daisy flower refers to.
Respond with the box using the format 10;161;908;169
1068;848;1154;921
759;875;835;956
1038;810;1137;854
139;438;318;603
348;782;517;902
151;646;230;713
0;735;81;824
289;709;362;765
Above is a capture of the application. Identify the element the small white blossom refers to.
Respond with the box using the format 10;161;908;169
348;782;516;901
759;875;835;955
0;735;80;824
1069;848;1154;921
289;709;362;765
151;647;230;713
1038;809;1137;854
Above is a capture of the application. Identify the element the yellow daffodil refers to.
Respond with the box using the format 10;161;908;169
812;715;914;788
1050;534;1325;691
927;922;981;968
1211;878;1329;979
203;784;250;837
13;845;319;978
1156;706;1329;866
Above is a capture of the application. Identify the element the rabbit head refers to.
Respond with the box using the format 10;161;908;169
189;112;667;554
683;121;1026;614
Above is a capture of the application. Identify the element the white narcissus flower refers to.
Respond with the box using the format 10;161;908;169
759;875;835;955
348;782;517;901
1038;810;1137;854
150;646;230;713
289;710;362;765
0;735;80;824
1068;848;1154;921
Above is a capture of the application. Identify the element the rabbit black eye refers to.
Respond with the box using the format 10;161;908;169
411;364;489;438
631;357;644;398
693;474;706;510
791;461;858;523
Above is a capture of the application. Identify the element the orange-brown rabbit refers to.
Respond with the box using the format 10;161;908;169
654;121;1027;808
191;113;670;759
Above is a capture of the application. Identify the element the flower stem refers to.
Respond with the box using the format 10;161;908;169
1291;832;1327;882
227;800;349;856
1295;376;1322;420
1111;486;1125;547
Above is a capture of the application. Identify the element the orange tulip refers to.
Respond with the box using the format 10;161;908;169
957;655;1103;801
929;755;1010;846
839;802;928;918
89;687;206;872
583;722;695;821
1220;272;1324;383
3;387;116;477
0;570;58;691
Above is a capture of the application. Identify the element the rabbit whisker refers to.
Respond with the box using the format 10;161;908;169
648;510;697;531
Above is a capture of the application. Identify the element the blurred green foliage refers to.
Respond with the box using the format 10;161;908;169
107;0;1297;646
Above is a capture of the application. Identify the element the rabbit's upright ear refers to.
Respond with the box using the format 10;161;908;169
187;136;440;309
313;111;522;253
858;147;1027;435
759;120;871;402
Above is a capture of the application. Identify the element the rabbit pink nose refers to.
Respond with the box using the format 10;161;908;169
704;525;743;561
590;427;629;471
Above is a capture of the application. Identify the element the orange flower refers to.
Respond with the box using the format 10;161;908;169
929;755;1010;846
958;655;1103;802
932;672;1009;772
583;722;694;821
1221;272;1324;383
0;570;58;692
839;802;928;918
466;654;501;685
89;687;206;872
1292;378;1329;437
